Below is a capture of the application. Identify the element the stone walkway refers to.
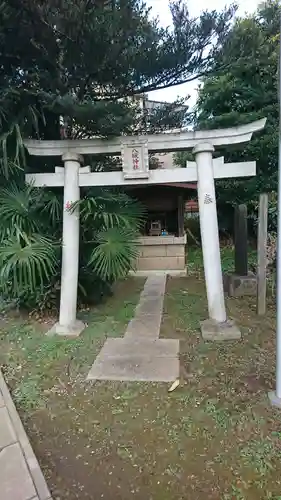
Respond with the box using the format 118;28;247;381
0;371;52;500
87;275;179;382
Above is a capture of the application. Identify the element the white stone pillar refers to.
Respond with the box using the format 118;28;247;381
193;143;227;324
50;152;85;336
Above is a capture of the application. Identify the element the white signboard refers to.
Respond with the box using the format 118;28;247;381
121;138;149;180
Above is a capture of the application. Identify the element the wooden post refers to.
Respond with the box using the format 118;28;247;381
177;194;185;237
234;204;248;276
257;193;268;315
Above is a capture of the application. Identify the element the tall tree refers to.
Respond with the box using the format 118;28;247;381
0;0;239;309
175;0;279;228
0;0;236;146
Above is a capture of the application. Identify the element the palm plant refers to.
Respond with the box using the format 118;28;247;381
0;183;62;238
75;189;145;281
0;183;145;310
0;184;60;303
0;232;58;297
89;228;140;281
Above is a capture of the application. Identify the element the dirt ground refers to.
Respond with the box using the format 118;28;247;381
1;272;281;500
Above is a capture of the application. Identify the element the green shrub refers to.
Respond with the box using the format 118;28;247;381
0;184;145;312
184;214;201;246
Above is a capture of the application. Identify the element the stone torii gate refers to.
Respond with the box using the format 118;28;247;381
24;118;266;339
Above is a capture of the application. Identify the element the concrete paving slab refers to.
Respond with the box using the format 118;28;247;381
87;354;179;382
0;370;52;500
135;297;164;316
125;313;163;338
141;276;166;295
124;275;166;339
29;497;52;500
0;443;37;500
86;274;180;382
0;388;5;407
0;407;17;449
141;287;165;298
94;337;179;359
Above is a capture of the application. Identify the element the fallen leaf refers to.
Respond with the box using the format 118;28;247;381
168;379;180;392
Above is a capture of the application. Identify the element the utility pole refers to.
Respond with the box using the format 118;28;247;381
269;14;281;407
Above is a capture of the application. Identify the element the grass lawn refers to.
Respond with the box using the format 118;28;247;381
1;247;281;500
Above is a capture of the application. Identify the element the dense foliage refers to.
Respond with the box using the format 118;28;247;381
0;0;238;311
0;0;236;145
175;0;280;233
0;183;146;311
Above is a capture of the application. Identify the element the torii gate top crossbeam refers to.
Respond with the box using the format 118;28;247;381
24;119;266;157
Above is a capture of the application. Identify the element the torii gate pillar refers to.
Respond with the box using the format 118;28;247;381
193;143;240;340
49;153;85;337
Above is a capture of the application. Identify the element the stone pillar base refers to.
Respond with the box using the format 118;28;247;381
268;391;281;409
200;318;241;341
47;319;86;337
224;273;257;297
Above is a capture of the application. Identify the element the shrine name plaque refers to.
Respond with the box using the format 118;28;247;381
121;138;149;180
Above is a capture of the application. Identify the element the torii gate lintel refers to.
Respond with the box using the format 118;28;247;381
24;118;266;156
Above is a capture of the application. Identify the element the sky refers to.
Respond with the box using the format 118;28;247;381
147;0;261;106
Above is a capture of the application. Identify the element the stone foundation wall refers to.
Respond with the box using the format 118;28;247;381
136;235;186;271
